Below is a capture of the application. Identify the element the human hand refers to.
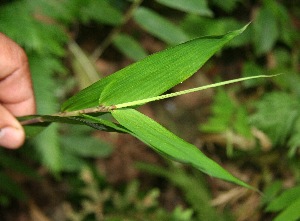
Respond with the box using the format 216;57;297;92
0;33;35;149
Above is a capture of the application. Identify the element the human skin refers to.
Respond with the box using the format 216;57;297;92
0;33;35;149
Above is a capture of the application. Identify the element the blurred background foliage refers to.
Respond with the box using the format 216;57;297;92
0;0;299;220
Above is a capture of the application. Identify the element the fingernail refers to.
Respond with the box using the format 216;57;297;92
0;127;25;149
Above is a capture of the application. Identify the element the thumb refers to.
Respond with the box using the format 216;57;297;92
0;105;25;149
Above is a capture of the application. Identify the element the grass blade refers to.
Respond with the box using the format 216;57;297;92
112;108;254;189
61;25;248;112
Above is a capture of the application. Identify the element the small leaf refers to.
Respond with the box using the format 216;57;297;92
113;34;148;61
112;108;252;188
133;7;189;45
155;0;213;16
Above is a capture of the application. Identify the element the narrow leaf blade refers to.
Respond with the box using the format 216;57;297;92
155;0;213;16
62;25;248;112
99;25;248;106
112;108;252;188
133;7;189;45
113;34;148;61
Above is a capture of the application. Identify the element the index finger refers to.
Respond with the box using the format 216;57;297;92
0;33;35;116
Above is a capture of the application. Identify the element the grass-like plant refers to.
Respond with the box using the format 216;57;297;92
19;24;277;190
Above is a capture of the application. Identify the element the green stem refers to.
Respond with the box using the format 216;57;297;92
114;74;281;109
20;74;281;126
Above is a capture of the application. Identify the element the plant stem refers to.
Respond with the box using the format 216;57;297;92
20;105;116;126
114;74;281;109
20;74;280;126
52;105;116;117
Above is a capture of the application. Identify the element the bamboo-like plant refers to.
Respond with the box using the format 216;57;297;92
19;24;277;190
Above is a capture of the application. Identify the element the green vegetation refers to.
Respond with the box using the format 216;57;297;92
0;0;299;220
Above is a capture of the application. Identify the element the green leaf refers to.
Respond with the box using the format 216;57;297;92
32;124;61;174
253;5;279;55
62;25;248;112
61;135;113;158
274;198;300;221
242;62;265;87
30;0;78;25
20;115;122;138
155;0;213;16
61;73;114;111
137;162;224;221
113;74;275;109
181;16;250;47
288;117;300;157
101;26;249;107
69;41;101;89
81;114;130;133
0;1;67;56
79;0;123;25
211;0;239;13
113;34;148;61
29;55;63;173
250;92;299;146
200;88;235;133
133;7;189;45
261;180;283;206
266;186;300;212
112;108;252;188
60;152;86;172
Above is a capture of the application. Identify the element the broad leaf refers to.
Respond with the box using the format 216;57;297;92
61;25;248;112
112;108;252;188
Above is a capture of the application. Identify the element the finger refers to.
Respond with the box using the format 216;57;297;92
0;33;35;116
0;104;25;149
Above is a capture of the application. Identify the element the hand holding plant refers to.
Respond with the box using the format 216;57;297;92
0;33;35;149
